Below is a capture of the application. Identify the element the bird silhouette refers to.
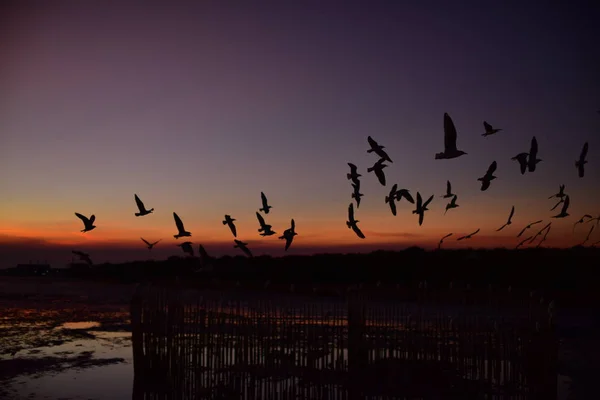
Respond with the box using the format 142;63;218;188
278;219;298;251
581;225;595;246
548;184;566;200
367;136;393;163
233;239;253;257
482;121;502;137
413;192;434;226
177;241;194;256
477;161;497;191
134;194;154;217
222;215;237;237
347;163;362;184
444;195;459;215
536;225;552;248
552;195;570;218
496;206;515;231
173;212;191;239
367;158;388;186
442;180;455;198
550;198;565;212
587;215;600;226
435;113;467;160
511;152;529;175
255;212;275;236
141;237;161;250
528;222;551;244
351;181;363;209
394;189;415;204
197;244;214;271
517;220;543;237
385;184;399;216
259;192;272;214
575;142;588;178
347;203;365;239
527;136;542;172
74;213;96;233
573;214;593;231
457;228;480;241
516;236;533;249
438;233;453;249
72;250;93;265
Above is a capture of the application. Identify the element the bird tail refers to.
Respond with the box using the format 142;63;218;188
173;234;179;239
135;212;141;217
434;152;444;159
346;221;352;228
222;220;227;225
367;149;373;153
367;167;374;172
384;195;390;204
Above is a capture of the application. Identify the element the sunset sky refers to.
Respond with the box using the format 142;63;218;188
1;1;600;267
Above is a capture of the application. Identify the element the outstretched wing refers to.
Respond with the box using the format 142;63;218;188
389;199;397;216
290;219;295;231
403;191;415;204
260;192;268;206
348;203;355;221
198;244;210;260
256;212;266;227
134;194;145;211
173;212;185;232
75;213;89;224
284;236;293;251
580;142;588;159
471;228;481;236
230;223;237;237
140;237;150;246
348;163;357;173
483;121;492;131
416;192;422;209
446;180;451;195
352;224;365;239
487;161;497;175
443;113;458;152
367;136;378;149
508;205;515;221
529;136;538;155
561;195;570;213
423;194;434;208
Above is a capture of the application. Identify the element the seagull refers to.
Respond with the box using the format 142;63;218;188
482;121;502;137
367;136;393;163
197;244;214;271
516;236;533;249
72;250;93;265
256;212;275;236
347;163;362;185
141;238;161;250
385;184;399;216
413;192;434;226
529;222;551;244
582;225;595;245
438;233;453;249
477;161;497;191
173;212;191;239
442;180;455;198
444;195;459;215
177;241;194;256
573;214;593;231
587;215;600;226
367;158;388;186
527;136;542;172
435;113;468;160
517;220;543;237
351;181;363;209
394;189;415;204
552;195;570;218
511;152;529;175
222;215;237;237
74;213;96;233
457;229;480;241
134;194;154;217
496;206;515;231
234;239;253;257
536;225;552;248
278;219;298;251
575;142;588;178
259;192;272;214
347;203;365;239
548;184;566;200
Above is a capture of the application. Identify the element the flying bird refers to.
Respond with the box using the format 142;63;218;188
536;225;552;248
527;136;542;172
575;142;588;178
413;192;434;226
347;163;362;184
511;152;529;175
72;250;93;265
582;225;595;245
516;236;533;249
477;161;497;191
222;215;237;237
234;239;253;257
528;222;551;244
517;220;543;237
457;229;480;241
351;182;363;209
256;212;275;236
482;121;502;137
438;233;453;249
367;158;388;186
278;219;298;251
74;213;96;233
573;214;593;231
173;212;191;239
197;244;214;271
141;238;161;250
394;189;415;204
444;195;459;215
548;184;566;200
367;136;393;163
435;113;467;160
552;195;570;218
134;194;154;217
177;241;194;256
496;206;515;231
442;180;455;198
587;215;600;226
385;184;399;216
346;203;365;239
259;192;272;214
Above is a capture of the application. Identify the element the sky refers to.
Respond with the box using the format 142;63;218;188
1;1;600;268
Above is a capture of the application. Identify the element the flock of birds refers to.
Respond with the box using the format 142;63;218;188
344;113;599;249
69;112;597;266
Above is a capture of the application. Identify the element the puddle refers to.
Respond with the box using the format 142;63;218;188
60;321;101;330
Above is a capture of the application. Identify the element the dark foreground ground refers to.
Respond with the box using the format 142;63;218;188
0;276;598;399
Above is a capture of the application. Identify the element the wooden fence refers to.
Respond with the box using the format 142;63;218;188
130;283;557;400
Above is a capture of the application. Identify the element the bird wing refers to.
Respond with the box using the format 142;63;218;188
481;179;491;191
351;224;365;239
134;194;145;211
75;213;89;224
451;194;457;205
290;219;295;231
581;142;588;159
471;228;481;236
419;211;424;226
423;194;434;208
389;200;397;216
487;161;497;175
529;136;538;155
416;192;422;209
284;236;293;251
403;191;415;204
443;113;458;152
89;215;96;224
562;196;570;213
256;212;266;227
173;212;185;232
375;168;386;185
444;233;453;239
367;136;378;149
141;237;150;246
152;239;162;246
586;225;595;240
496;224;507;232
584;214;592;219
446;180;451;195
483;121;492;131
508;206;515;221
231;223;237;237
198;244;210;260
348;203;355;221
242;244;252;257
389;184;398;197
517;226;527;237
261;192;268;206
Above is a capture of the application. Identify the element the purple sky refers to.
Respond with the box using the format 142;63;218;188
1;1;600;268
